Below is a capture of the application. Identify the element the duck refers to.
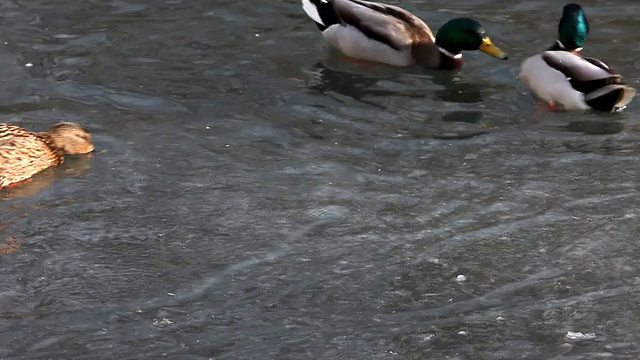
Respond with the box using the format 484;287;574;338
0;122;94;188
519;3;635;112
301;0;508;70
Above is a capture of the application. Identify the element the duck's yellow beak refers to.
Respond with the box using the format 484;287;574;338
479;37;508;60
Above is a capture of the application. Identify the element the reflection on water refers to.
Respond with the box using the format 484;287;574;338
305;59;485;108
0;236;20;256
1;153;94;201
1;0;640;359
304;61;389;109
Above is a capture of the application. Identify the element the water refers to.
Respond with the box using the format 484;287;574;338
1;0;639;358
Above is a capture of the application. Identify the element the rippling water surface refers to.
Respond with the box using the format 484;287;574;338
1;0;640;358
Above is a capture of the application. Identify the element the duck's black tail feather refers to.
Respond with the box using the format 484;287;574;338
585;84;636;112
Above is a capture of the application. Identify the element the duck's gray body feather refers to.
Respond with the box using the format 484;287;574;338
302;0;441;67
541;51;635;111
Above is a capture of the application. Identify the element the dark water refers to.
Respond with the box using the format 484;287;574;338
1;0;640;358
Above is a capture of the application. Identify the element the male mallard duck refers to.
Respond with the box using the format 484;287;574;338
0;122;94;188
301;0;508;69
519;3;635;112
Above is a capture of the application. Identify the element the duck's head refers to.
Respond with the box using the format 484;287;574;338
556;3;589;52
46;122;94;155
435;18;508;60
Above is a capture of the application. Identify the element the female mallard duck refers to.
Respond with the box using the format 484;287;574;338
519;3;635;112
0;122;94;188
301;0;508;69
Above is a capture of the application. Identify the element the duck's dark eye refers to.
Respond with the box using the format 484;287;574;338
465;30;481;40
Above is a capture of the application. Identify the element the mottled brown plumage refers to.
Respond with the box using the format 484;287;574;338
0;122;94;188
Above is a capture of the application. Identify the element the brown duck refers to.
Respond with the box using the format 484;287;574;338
0;122;94;188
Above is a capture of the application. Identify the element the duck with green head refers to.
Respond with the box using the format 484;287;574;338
301;0;508;70
551;3;590;53
519;3;635;112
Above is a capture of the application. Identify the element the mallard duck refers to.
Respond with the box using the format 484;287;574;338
301;0;508;69
519;3;635;112
0;122;94;188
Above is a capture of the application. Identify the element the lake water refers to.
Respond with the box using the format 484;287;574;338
1;0;640;358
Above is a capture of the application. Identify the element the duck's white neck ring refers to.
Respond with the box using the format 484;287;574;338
438;47;462;59
556;40;582;52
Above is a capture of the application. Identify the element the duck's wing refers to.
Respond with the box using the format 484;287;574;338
541;51;616;80
541;51;625;93
582;56;616;74
332;0;435;50
0;124;32;148
0;124;57;168
542;51;635;111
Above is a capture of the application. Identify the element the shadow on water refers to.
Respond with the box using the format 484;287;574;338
431;71;484;104
558;119;629;136
441;110;484;124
